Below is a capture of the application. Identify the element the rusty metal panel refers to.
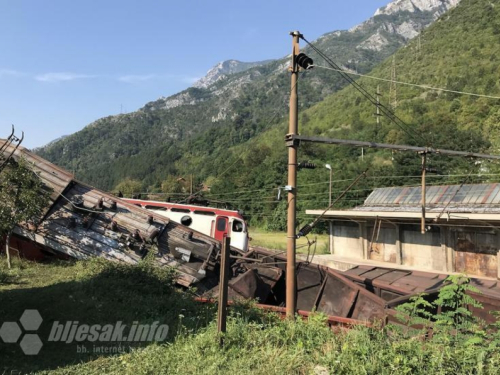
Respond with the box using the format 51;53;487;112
296;265;325;311
344;266;376;277
380;290;404;301
456;252;497;278
316;274;359;317
357;268;392;280
374;270;411;284
350;293;386;321
454;231;498;279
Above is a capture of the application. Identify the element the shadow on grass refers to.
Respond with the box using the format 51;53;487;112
0;260;216;373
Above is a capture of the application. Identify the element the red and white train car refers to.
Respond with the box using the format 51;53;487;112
124;199;249;252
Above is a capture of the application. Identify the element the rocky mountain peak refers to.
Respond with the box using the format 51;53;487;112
375;0;460;17
192;59;271;89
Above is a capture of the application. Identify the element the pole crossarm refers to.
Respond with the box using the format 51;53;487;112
286;135;500;160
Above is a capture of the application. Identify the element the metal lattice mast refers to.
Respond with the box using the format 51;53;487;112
390;56;398;110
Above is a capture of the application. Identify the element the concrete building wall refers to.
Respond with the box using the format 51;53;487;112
400;225;446;272
367;225;398;264
332;221;363;259
330;219;500;278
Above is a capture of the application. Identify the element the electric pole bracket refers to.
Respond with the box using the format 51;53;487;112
285;134;300;147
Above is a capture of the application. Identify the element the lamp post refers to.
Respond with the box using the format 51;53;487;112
325;164;333;254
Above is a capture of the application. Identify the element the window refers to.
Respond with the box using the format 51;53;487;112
232;220;243;233
194;210;215;216
216;218;227;231
181;215;192;226
171;208;190;213
145;205;167;211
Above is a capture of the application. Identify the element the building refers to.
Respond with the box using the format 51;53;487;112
306;183;500;279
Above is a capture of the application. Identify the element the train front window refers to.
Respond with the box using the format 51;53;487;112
216;218;227;231
232;219;244;233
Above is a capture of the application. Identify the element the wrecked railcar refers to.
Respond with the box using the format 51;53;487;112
0;138;222;287
200;248;393;323
342;265;500;323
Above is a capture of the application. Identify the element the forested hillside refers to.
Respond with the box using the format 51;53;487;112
199;0;500;228
36;0;458;196
36;0;500;229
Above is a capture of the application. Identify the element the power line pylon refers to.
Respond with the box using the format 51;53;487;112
416;26;422;58
375;84;381;130
389;56;398;110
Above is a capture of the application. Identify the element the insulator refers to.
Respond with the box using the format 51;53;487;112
425;167;439;174
298;161;316;169
297;224;313;238
296;53;313;70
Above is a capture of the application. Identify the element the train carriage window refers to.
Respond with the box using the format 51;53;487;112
193;210;215;216
181;215;192;226
145;205;168;211
232;220;244;233
171;208;190;213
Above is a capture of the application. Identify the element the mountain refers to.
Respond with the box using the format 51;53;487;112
192;59;273;89
37;0;462;200
199;0;500;228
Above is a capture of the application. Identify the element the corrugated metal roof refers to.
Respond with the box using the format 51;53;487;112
363;183;500;213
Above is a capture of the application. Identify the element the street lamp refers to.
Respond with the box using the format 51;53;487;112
325;164;333;254
325;164;332;205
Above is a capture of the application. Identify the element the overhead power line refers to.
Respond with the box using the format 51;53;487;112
300;36;427;146
313;65;500;101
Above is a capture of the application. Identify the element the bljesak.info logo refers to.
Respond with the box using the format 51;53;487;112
0;309;169;355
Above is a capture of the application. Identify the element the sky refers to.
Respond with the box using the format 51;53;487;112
0;0;390;148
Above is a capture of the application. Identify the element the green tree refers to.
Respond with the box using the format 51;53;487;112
115;178;143;197
0;158;50;268
161;175;184;195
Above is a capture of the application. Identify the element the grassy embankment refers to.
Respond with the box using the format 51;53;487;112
249;228;329;255
2;255;500;374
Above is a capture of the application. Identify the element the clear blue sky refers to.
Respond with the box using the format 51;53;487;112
0;0;389;148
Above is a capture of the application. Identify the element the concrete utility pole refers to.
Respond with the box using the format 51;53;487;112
217;236;231;346
421;153;427;234
286;31;301;318
325;164;333;254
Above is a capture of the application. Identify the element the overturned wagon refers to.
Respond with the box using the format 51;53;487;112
200;247;394;324
1;138;224;287
199;247;500;325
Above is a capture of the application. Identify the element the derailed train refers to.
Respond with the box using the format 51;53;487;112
3;137;500;326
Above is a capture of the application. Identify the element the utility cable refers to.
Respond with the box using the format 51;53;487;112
312;65;500;101
301;36;427;146
296;170;368;237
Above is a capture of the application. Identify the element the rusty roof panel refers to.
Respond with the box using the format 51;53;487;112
373;270;411;284
363;183;500;212
356;268;393;280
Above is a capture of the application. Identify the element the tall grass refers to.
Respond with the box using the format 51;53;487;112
46;276;500;375
3;256;500;374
